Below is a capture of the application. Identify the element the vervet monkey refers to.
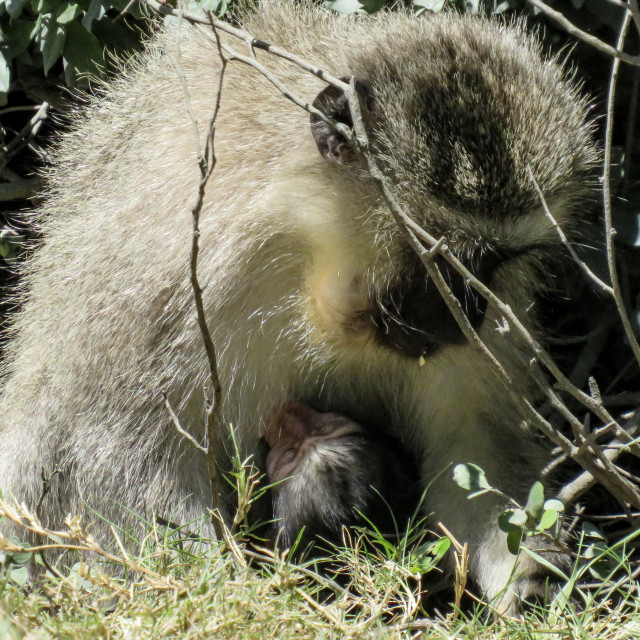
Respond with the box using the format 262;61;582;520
264;403;420;547
0;0;597;611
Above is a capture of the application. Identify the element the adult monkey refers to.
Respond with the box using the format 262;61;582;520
0;0;597;612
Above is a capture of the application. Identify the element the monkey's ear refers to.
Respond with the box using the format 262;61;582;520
310;77;368;165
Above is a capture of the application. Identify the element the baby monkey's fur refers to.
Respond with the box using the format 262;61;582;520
0;1;597;611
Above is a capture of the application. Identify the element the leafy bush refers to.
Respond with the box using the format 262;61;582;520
0;0;146;104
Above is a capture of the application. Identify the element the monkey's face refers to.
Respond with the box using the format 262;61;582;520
307;14;598;361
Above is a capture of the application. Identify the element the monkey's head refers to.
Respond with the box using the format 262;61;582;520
308;13;598;359
264;404;420;547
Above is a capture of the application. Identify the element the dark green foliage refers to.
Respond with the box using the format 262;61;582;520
0;0;151;104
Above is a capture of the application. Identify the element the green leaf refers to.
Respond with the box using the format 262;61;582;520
3;19;33;60
5;0;29;17
494;0;520;12
498;508;527;533
543;499;564;513
506;528;523;555
0;52;9;94
324;0;364;14
198;0;225;12
358;0;385;12
5;537;32;565
584;540;620;581
413;0;445;13
0;229;24;263
9;565;28;585
453;463;492;492
524;481;544;521
81;0;106;31
56;2;80;24
581;521;605;540
537;508;559;532
34;0;51;12
409;537;450;573
63;20;105;85
39;15;66;74
90;15;139;51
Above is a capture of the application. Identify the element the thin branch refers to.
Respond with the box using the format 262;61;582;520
193;24;351;141
528;167;614;297
145;3;640;511
404;210;620;431
0;101;49;173
628;0;640;37
603;12;640;368
525;0;640;67
162;392;207;453
143;0;348;89
557;437;638;504
172;16;227;530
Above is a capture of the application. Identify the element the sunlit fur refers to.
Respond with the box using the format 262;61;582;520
0;1;597;610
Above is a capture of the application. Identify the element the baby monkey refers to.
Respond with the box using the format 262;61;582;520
263;403;421;548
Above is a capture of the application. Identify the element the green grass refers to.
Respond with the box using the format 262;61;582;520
2;495;640;640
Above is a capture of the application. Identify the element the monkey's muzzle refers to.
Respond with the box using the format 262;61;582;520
370;252;499;358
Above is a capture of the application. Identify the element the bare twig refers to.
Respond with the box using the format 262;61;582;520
172;16;227;531
143;0;347;88
603;12;640;368
162;392;207;453
628;0;640;37
528;167;614;297
525;0;640;67
193;24;351;140
0;101;49;173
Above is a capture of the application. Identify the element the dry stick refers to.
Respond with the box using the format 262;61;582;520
345;80;640;509
162;392;206;453
523;337;640;486
193;24;351;140
0;101;49;173
403;208;624;435
558;441;640;500
173;16;226;532
629;0;640;37
528;167;614;297
525;0;640;67
144;0;348;90
603;12;640;370
623;65;640;196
